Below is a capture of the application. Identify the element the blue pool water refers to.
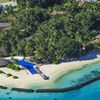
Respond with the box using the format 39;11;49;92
0;61;100;100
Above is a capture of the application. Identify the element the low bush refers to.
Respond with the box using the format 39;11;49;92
6;73;13;77
13;76;19;79
6;64;16;69
14;66;21;71
0;70;4;74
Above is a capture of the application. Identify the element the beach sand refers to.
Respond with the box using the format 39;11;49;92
0;55;100;88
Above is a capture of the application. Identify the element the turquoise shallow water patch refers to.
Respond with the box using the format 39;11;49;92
31;61;100;89
0;61;100;100
0;80;100;100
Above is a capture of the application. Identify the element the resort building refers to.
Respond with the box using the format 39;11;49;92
0;22;11;29
0;59;11;67
49;11;66;15
0;0;17;10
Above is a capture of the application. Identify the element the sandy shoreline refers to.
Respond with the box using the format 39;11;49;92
0;55;100;88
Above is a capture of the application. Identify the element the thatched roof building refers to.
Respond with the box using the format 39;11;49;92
0;1;17;9
0;22;11;29
0;59;11;67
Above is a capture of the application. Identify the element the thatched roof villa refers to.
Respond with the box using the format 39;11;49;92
0;59;11;67
0;22;11;29
0;1;17;9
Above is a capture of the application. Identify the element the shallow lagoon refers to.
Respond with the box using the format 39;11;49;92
0;61;100;100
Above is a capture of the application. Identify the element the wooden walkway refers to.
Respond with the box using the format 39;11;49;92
35;65;49;80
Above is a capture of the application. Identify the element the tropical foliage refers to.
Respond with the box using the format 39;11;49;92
0;0;100;63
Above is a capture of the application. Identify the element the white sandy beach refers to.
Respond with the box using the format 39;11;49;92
0;55;100;88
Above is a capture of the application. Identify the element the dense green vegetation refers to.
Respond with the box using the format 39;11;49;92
0;0;100;63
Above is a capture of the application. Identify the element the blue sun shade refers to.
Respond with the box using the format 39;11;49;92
18;60;37;74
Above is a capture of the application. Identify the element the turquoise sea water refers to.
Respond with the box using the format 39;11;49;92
0;61;100;100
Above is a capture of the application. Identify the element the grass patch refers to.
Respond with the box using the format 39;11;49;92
6;64;21;71
6;73;19;79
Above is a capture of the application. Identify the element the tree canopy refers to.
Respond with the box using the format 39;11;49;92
0;0;100;63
